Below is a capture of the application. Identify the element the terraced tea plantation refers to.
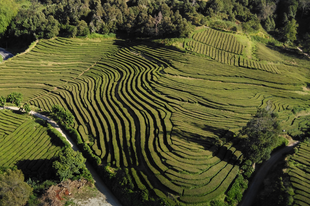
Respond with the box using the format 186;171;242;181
0;38;119;101
287;142;310;206
0;109;62;178
187;28;280;74
1;31;310;205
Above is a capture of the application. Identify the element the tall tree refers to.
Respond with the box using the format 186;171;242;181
240;106;281;163
282;18;298;43
154;11;162;36
0;169;33;206
0;0;19;37
53;148;87;181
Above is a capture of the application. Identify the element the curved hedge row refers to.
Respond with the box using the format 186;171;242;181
288;143;310;206
0;110;62;177
192;28;244;54
29;39;242;205
187;40;280;74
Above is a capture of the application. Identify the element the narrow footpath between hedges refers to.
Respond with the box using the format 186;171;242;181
1;106;122;206
239;141;299;206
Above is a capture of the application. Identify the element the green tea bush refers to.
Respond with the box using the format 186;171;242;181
46;124;71;148
292;106;308;114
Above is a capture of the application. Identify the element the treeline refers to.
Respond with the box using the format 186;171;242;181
242;0;310;48
1;0;262;45
1;0;310;49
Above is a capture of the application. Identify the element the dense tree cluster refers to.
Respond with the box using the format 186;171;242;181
0;0;19;37
240;106;281;163
0;169;33;206
0;0;268;45
53;148;91;181
1;0;310;51
240;0;310;46
0;92;23;107
52;104;75;127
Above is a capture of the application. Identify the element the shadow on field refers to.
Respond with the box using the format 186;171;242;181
17;159;56;181
113;39;185;52
113;39;186;65
170;126;240;163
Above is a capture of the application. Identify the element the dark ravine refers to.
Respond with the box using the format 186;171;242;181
0;106;122;206
239;141;299;206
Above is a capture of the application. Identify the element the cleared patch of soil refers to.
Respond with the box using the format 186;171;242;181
302;86;310;91
39;179;111;206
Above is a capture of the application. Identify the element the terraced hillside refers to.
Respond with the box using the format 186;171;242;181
0;33;309;205
186;28;280;73
287;142;310;206
0;109;62;178
0;38;119;101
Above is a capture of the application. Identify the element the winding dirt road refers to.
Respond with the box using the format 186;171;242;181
239;141;299;206
0;106;122;206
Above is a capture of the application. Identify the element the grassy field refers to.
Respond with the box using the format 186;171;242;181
0;29;310;205
0;109;62;179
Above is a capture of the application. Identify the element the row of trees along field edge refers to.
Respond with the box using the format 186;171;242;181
0;0;310;51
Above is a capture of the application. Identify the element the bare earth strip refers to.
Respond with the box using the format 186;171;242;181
0;106;122;206
239;141;299;206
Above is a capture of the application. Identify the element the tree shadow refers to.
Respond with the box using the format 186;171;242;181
266;43;307;60
33;117;66;147
170;125;240;164
16;159;56;181
113;39;186;65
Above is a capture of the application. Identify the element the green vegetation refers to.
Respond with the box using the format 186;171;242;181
0;96;6;107
0;110;62;173
1;9;310;203
226;175;248;205
288;141;310;205
0;105;94;205
192;28;244;54
240;107;281;163
7;92;22;107
23;103;31;113
186;28;280;73
53;148;92;182
255;43;283;62
0;168;33;206
270;141;310;206
52;105;75;127
3;0;310;52
3;31;302;205
0;0;19;37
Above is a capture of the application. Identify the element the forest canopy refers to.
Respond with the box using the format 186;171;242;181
1;0;310;51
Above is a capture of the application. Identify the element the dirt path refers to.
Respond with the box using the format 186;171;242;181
297;47;310;59
0;106;122;206
239;141;299;206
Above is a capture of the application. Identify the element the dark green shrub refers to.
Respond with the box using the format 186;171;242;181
226;175;248;205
